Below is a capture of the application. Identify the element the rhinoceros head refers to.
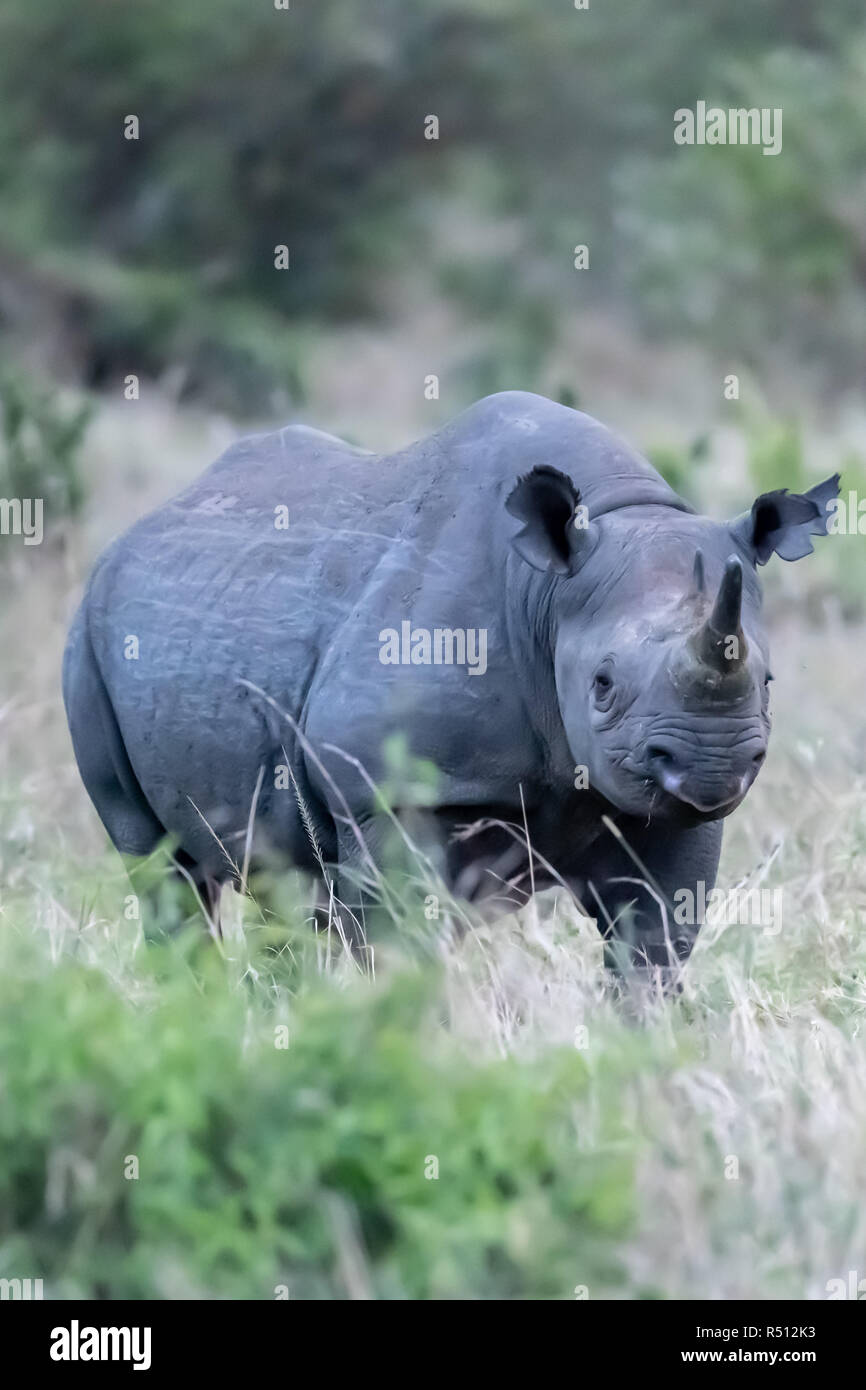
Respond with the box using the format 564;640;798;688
506;465;839;823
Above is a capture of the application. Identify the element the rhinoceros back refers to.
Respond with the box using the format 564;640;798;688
66;392;691;868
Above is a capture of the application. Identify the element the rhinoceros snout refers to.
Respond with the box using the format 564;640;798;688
644;739;764;814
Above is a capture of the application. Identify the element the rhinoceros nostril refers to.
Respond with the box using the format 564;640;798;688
645;742;686;798
646;743;677;767
752;750;766;766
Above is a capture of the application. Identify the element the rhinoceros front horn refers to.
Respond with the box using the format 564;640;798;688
692;555;747;674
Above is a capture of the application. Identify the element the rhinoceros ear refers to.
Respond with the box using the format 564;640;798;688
505;466;595;574
732;474;840;566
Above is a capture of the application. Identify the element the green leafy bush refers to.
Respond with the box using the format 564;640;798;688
0;918;632;1299
0;369;90;518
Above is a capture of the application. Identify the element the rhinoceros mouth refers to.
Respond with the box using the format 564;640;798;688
598;762;748;825
654;765;752;816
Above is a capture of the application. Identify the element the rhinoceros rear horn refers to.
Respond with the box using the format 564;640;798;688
693;556;746;674
692;548;706;595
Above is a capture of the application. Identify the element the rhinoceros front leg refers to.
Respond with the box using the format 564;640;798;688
330;810;449;955
329;814;392;950
583;817;723;981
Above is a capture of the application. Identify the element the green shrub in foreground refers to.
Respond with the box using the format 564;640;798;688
0;927;632;1299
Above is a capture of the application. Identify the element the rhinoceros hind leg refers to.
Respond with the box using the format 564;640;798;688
62;610;166;858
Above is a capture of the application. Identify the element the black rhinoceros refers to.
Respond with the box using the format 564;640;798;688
63;392;837;970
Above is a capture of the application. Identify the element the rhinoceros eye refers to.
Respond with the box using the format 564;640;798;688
593;666;615;709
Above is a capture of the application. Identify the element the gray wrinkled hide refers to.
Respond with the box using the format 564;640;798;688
63;391;829;970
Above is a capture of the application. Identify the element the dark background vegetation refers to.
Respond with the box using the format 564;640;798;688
1;0;865;414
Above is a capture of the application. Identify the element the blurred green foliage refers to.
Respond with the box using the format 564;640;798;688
0;368;90;517
0;0;864;408
747;420;808;496
648;434;711;502
0;920;631;1298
